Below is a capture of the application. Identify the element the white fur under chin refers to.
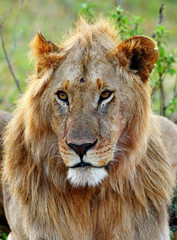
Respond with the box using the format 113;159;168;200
67;167;108;187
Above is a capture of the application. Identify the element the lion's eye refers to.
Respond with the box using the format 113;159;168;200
99;90;112;104
56;91;68;104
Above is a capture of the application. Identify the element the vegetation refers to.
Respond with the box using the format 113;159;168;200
0;231;7;240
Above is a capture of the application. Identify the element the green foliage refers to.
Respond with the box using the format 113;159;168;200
110;6;130;40
0;232;8;240
170;230;174;240
170;186;177;239
172;186;177;218
151;24;177;116
167;98;177;116
78;3;97;17
109;6;144;40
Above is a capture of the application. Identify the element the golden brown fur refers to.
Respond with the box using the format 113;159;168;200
2;18;176;240
157;115;177;176
0;111;12;232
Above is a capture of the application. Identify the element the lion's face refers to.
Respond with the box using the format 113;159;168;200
30;20;158;188
50;47;125;187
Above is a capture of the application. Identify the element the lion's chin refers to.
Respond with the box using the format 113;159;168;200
67;167;108;187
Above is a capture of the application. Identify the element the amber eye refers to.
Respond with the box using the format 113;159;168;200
99;90;112;104
56;91;68;104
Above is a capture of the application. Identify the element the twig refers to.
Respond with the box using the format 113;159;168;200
164;74;177;111
151;70;167;96
13;0;24;43
9;29;23;60
173;73;177;96
114;0;121;7
159;74;166;116
0;9;12;27
0;0;25;94
0;10;9;22
0;29;22;93
164;93;177;110
152;3;165;38
10;0;24;59
151;82;159;95
158;3;165;25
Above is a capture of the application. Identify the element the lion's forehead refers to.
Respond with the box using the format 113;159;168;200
54;47;117;88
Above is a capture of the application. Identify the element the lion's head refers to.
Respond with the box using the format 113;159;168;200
6;18;158;188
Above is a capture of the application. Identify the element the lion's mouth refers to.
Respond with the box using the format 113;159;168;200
70;162;92;168
69;161;110;170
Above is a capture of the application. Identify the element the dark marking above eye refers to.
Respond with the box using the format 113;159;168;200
80;78;85;83
97;79;103;89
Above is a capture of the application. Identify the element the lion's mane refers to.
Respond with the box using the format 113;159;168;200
2;18;175;240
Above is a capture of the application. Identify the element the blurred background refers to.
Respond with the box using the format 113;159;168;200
0;0;177;114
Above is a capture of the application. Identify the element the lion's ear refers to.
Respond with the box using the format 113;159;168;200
117;36;159;82
30;32;61;74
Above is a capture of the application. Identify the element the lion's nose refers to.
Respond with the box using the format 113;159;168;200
67;140;97;159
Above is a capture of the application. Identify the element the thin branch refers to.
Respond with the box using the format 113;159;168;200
9;28;23;60
114;0;121;7
151;82;159;95
0;28;22;93
13;0;24;43
173;73;177;96
158;2;165;25
152;3;165;38
164;74;177;111
164;93;177;110
0;0;25;94
10;0;24;59
151;71;167;96
159;74;166;116
0;10;9;22
0;9;12;27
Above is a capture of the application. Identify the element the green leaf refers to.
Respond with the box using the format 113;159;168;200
167;68;176;75
159;46;165;57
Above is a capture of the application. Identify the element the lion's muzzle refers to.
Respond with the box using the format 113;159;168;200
63;139;109;187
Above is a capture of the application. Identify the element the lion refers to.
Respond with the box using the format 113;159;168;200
1;18;177;240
